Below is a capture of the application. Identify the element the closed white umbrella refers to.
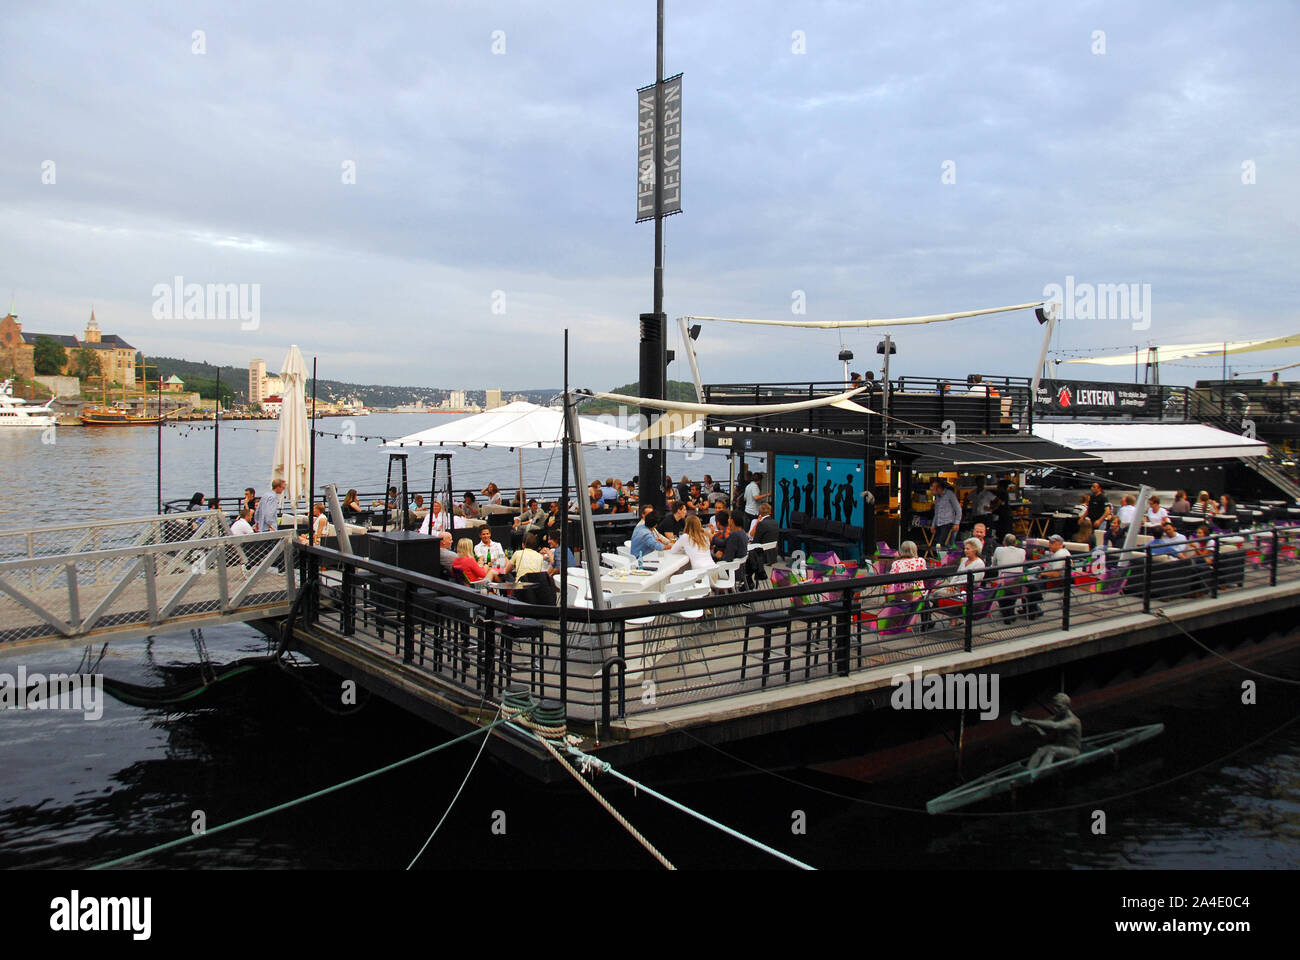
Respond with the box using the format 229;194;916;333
272;345;311;516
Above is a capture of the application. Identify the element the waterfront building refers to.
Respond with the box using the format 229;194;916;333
485;388;502;410
0;310;136;384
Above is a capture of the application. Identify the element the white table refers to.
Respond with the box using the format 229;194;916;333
601;553;691;596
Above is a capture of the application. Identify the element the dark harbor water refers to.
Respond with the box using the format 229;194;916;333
1;414;1297;870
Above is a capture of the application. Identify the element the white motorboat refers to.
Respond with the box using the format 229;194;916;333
0;379;57;428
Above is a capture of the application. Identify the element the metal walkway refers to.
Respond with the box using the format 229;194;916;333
1239;455;1300;500
0;511;298;650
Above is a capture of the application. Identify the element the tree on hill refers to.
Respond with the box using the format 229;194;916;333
33;336;68;376
71;347;102;381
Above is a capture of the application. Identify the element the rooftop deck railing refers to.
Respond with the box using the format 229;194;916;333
701;377;1031;437
297;521;1300;733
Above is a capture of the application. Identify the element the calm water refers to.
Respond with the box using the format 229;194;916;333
0;415;1296;869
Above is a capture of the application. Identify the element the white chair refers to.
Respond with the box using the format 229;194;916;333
602;552;634;570
616;544;634;559
660;580;714;678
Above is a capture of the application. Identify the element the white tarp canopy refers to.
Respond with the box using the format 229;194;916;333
1067;334;1300;366
271;345;311;509
1031;422;1268;463
385;400;635;449
685;300;1045;330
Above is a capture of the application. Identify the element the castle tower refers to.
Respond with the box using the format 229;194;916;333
84;309;102;344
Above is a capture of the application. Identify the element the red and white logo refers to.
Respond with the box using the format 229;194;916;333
1057;386;1072;408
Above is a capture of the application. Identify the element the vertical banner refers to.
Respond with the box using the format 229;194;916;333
636;73;683;222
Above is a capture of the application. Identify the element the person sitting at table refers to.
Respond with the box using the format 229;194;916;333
230;507;255;537
480;482;502;505
630;513;668;562
932;538;985;598
707;482;728;507
971;521;996;565
460;492;480;519
1193;490;1219;517
420;499;450;536
749;502;778;545
589;483;608;514
706;499;728;533
296;503;328;547
504;533;547;577
1103;516;1126;548
1219;493;1236;516
1116;494;1137;527
437;531;456;575
1151;522;1187;557
659;502;688;538
612;494;631;514
242;487;257;515
992;533;1028;621
625;480;638;504
513;499;546;534
1170;490;1192;515
1038;534;1073;584
1145;495;1169;529
667;515;717;572
342;489;366;522
452;538;494;584
887;540;928;601
1186;524;1215;563
601;478;620;505
543;501;563;537
712;510;750;562
473;525;506;568
543;532;576;579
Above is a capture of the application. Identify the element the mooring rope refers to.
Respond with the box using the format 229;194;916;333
407;706;502;870
529;727;676;870
1152;609;1300;685
90;708;529;870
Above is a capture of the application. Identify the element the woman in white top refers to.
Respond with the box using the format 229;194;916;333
667;515;717;572
936;538;985;596
1145;496;1169;527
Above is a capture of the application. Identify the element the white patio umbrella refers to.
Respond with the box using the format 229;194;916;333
385;400;635;504
272;345;311;516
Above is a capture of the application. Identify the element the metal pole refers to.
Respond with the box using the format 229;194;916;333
638;0;668;514
881;334;892;457
678;315;704;402
213;366;221;506
560;330;571;710
156;371;162;513
309;358;317;525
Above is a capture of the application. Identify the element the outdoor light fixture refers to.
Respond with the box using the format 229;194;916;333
838;348;854;362
876;339;897;355
688;324;702;340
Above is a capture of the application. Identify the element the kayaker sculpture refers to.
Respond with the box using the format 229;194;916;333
1019;693;1082;769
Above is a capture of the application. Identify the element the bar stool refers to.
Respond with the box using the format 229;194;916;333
499;616;546;695
741;610;792;687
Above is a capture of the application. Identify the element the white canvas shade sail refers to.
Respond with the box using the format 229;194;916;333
684;300;1045;330
1068;334;1300;366
271;345;311;509
385;400;636;449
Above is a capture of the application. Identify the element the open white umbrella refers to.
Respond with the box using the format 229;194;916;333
272;345;310;515
385;400;635;506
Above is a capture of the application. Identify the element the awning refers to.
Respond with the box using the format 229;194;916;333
1031;422;1269;463
895;437;1100;472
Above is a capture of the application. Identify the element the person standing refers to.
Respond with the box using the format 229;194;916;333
742;472;768;528
930;479;961;555
254;479;284;532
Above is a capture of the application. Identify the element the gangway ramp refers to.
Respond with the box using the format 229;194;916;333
0;511;298;651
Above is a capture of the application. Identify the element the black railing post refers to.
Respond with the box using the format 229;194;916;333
837;586;853;675
1142;547;1153;613
963;571;974;652
481;608;497;701
402;582;414;663
601;656;628;729
1061;554;1071;631
341;564;355;635
1211;534;1221;598
1271;529;1279;586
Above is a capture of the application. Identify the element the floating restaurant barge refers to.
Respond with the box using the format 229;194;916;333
3;371;1297;783
274;370;1300;782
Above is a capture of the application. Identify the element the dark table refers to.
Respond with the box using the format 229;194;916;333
368;530;442;580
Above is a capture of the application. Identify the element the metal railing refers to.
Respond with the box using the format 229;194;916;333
0;511;297;646
296;522;1300;729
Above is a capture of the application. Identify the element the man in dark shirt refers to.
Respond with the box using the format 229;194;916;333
1086;482;1109;526
712;510;750;562
750;503;779;562
659;502;688;538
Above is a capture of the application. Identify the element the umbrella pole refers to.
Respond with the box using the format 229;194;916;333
559;330;570;706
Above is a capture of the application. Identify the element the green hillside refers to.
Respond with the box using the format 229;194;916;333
578;380;697;414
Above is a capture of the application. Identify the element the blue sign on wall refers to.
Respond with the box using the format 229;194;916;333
772;454;867;529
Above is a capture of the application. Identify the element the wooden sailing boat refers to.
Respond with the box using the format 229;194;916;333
79;367;170;426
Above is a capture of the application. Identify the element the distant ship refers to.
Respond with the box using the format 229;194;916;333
0;379;57;428
78;403;167;426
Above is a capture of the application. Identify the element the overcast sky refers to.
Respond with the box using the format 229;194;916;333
2;1;1297;390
